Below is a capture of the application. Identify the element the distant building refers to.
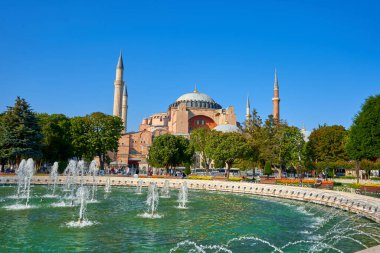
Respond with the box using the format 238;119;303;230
301;127;311;142
111;52;281;171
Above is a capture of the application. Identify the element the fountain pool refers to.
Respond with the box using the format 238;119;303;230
0;185;379;252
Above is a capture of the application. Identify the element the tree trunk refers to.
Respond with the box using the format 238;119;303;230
356;160;360;184
226;163;232;179
99;153;104;170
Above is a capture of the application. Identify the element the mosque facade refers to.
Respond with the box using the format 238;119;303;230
111;52;280;171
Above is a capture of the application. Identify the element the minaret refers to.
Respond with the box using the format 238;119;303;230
245;95;251;126
113;51;124;118
272;69;280;123
121;83;128;132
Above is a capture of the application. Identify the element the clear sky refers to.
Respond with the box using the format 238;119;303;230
0;0;379;132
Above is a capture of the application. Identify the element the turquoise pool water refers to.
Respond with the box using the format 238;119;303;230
0;185;379;252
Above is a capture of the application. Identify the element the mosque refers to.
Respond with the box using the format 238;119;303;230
111;52;280;171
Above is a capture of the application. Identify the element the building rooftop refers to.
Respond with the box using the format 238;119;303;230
213;124;242;133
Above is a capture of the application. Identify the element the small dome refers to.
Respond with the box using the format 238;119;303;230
213;124;242;133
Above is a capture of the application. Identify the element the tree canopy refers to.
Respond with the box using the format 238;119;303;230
307;125;348;163
0;97;42;163
205;131;252;178
37;113;72;163
346;94;380;161
70;112;123;169
190;128;213;170
148;134;194;172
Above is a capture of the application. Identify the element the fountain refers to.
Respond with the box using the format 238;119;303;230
1;182;380;252
136;180;143;194
64;160;77;192
160;180;170;198
23;158;34;206
5;158;35;209
15;159;26;198
104;177;111;193
88;160;98;202
141;182;161;218
178;181;188;209
50;162;59;196
63;160;79;206
43;162;59;198
77;186;88;223
66;186;94;227
77;160;85;187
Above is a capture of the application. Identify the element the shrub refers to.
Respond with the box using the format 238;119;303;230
264;162;272;176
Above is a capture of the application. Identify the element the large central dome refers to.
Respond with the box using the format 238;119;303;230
176;91;215;103
170;88;222;109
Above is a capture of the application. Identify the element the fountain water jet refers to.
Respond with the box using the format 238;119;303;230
178;181;188;209
15;159;26;198
42;162;59;198
160;180;170;198
88;160;98;202
140;182;161;218
66;186;95;227
5;158;35;209
22;158;34;206
104;178;111;193
50;162;59;196
136;180;143;194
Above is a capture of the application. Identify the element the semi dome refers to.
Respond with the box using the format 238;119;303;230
170;88;222;109
213;124;242;133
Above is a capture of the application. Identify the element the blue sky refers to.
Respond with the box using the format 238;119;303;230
0;0;379;132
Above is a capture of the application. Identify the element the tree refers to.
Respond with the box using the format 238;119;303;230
206;131;250;178
148;134;194;173
346;95;380;182
37;113;73;164
70;116;91;159
346;95;380;161
264;161;272;178
0;97;42;165
70;112;123;169
190;128;212;171
177;135;194;169
307;125;348;163
281;126;306;178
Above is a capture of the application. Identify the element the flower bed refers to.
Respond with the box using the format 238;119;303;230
186;175;243;181
276;179;334;185
187;175;213;180
227;177;243;182
259;177;277;184
360;185;380;193
138;175;175;179
348;183;380;193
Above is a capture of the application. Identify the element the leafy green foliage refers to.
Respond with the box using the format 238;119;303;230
264;161;272;176
190;128;213;170
70;112;123;169
0;97;42;163
244;113;306;172
148;134;194;172
205;131;251;178
346;94;380;161
307;125;348;162
37;113;72;163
